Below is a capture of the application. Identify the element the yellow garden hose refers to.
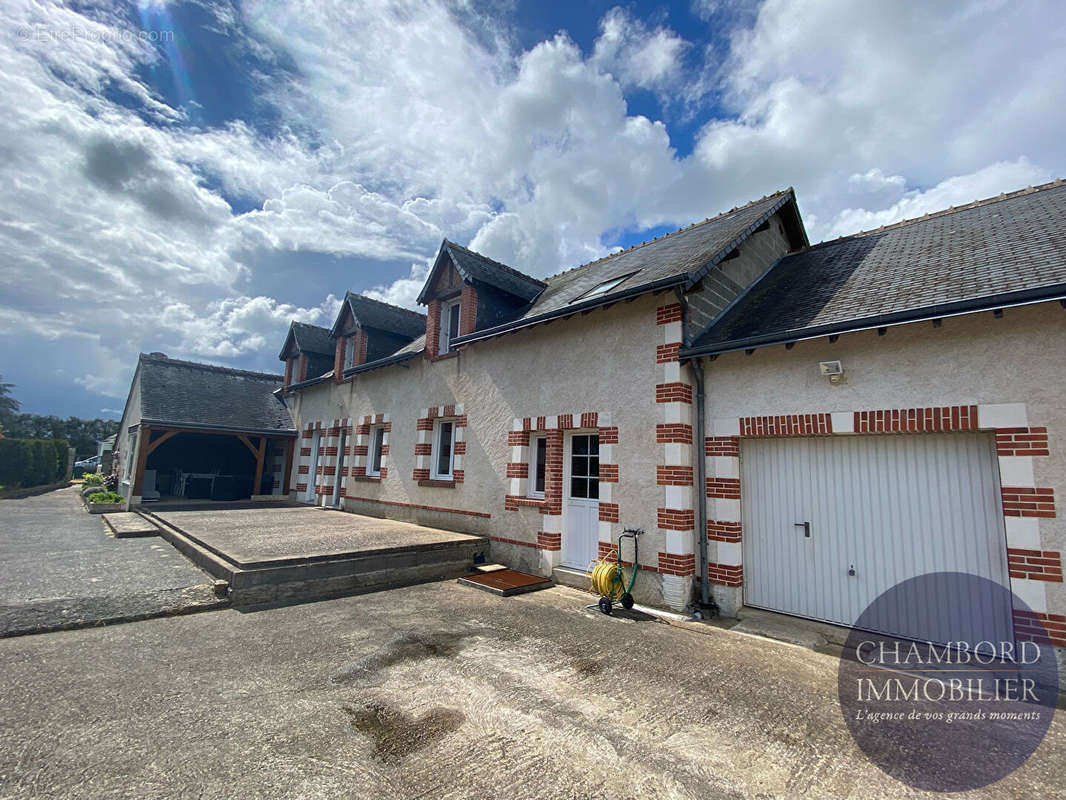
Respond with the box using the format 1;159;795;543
589;558;626;601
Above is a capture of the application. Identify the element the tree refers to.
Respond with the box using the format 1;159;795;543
0;375;19;416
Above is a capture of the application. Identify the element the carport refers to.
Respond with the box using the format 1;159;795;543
115;354;297;507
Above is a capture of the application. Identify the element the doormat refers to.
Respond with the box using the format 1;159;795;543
458;569;553;597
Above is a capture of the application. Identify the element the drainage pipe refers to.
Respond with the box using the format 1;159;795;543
691;357;711;609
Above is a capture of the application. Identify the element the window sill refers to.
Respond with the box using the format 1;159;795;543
509;496;547;510
351;475;382;483
419;478;456;488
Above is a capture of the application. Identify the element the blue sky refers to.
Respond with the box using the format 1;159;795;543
1;0;1064;418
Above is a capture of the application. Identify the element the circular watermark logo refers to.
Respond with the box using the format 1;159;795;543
837;572;1058;792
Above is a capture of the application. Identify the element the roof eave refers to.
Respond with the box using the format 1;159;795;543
342;349;421;378
139;418;298;437
452;274;689;347
679;284;1066;359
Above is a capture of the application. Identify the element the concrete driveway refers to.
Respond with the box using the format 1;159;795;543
0;486;224;636
0;580;1061;799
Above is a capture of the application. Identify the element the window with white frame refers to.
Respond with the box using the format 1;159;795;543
571;272;637;303
438;299;461;355
368;425;385;476
527;433;546;498
431;419;456;479
343;334;357;370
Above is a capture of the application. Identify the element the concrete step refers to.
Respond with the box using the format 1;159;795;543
101;512;159;538
552;566;594;593
141;510;487;608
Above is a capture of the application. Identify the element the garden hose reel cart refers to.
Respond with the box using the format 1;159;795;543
589;528;643;615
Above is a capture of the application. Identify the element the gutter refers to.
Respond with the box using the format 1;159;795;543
679;283;1066;359
452;274;689;346
342;349;420;378
139;418;297;437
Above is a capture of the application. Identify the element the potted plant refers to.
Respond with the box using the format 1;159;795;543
85;490;125;514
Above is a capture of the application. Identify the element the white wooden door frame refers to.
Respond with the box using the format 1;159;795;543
562;429;600;570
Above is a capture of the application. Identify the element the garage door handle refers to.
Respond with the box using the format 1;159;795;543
795;521;811;538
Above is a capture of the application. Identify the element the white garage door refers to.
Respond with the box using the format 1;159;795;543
741;432;1012;644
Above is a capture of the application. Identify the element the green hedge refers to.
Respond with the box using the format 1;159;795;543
0;438;70;488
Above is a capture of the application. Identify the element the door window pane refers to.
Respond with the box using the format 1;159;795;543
568;435;599;500
571;476;588;499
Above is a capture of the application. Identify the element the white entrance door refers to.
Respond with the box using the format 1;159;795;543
331;429;347;506
562;432;600;570
305;430;320;503
741;432;1012;644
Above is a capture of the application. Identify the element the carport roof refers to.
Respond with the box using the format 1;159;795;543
682;179;1066;356
136;354;296;435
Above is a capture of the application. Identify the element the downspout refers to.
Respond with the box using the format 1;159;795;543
691;357;713;611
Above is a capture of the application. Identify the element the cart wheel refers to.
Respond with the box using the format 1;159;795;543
621;592;634;610
598;596;613;615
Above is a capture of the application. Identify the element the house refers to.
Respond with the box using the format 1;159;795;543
114;180;1066;652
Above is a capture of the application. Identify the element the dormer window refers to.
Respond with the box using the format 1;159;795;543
344;334;357;370
439;299;461;355
572;272;638;303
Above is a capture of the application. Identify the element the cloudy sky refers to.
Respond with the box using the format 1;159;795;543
1;0;1063;418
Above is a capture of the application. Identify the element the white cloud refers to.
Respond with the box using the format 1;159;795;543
1;0;1064;408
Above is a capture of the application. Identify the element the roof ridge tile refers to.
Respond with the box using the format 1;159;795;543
139;353;283;382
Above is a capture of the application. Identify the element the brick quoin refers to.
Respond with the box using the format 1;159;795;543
580;412;599;428
656;342;681;363
853;405;977;434
1001;486;1056;518
537;531;562;550
558;413;574;430
356;423;371;435
453;441;466;455
297;465;309;475
506;462;528;478
414;443;431;455
708;562;743;587
656;303;683;325
599;463;619;483
658;552;696;576
416;418;434;431
544;430;564;515
1008;548;1064;582
996;427;1050;456
1013;610;1066;648
598;426;619;444
299;447;312;457
741;414;832;436
657;508;695;530
708;520;742;542
705;436;740;457
706;478;741;499
657;423;692;444
412;468;430;481
656;382;693;404
656;465;693;485
507;430;530;447
599;502;619;523
295;483;307;493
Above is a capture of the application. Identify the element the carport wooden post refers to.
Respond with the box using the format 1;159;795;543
131;425;151;497
282;438;295;495
252;436;267;496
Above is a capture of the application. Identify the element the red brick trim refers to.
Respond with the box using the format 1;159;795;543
508;430;530;447
599;502;619;523
599;464;619;483
459;284;478;336
656;303;682;324
505;495;548;511
537;531;561;550
854;405;977;433
657;423;692;443
414;443;432;455
299;447;311;457
1008;548;1063;582
418;479;456;488
415;418;434;431
295;483;307;493
1013;610;1066;648
656;342;681;363
741;414;832;437
424;299;441;359
707;521;742;542
658;552;695;576
597;541;658;572
545;429;563;515
706;478;741;499
350;475;382;483
412;468;431;481
708;562;743;587
297;465;309;475
453;441;466;455
345;494;490;518
599;426;618;444
705;436;740;457
657;508;695;530
996;427;1050;456
656;382;692;404
1001;486;1056;518
657;465;693;485
580;412;599;428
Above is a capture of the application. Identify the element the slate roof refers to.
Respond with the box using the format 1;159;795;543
279;321;335;359
137;354;295;434
439;240;547;303
334;292;427;339
683;180;1066;356
452;189;805;343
